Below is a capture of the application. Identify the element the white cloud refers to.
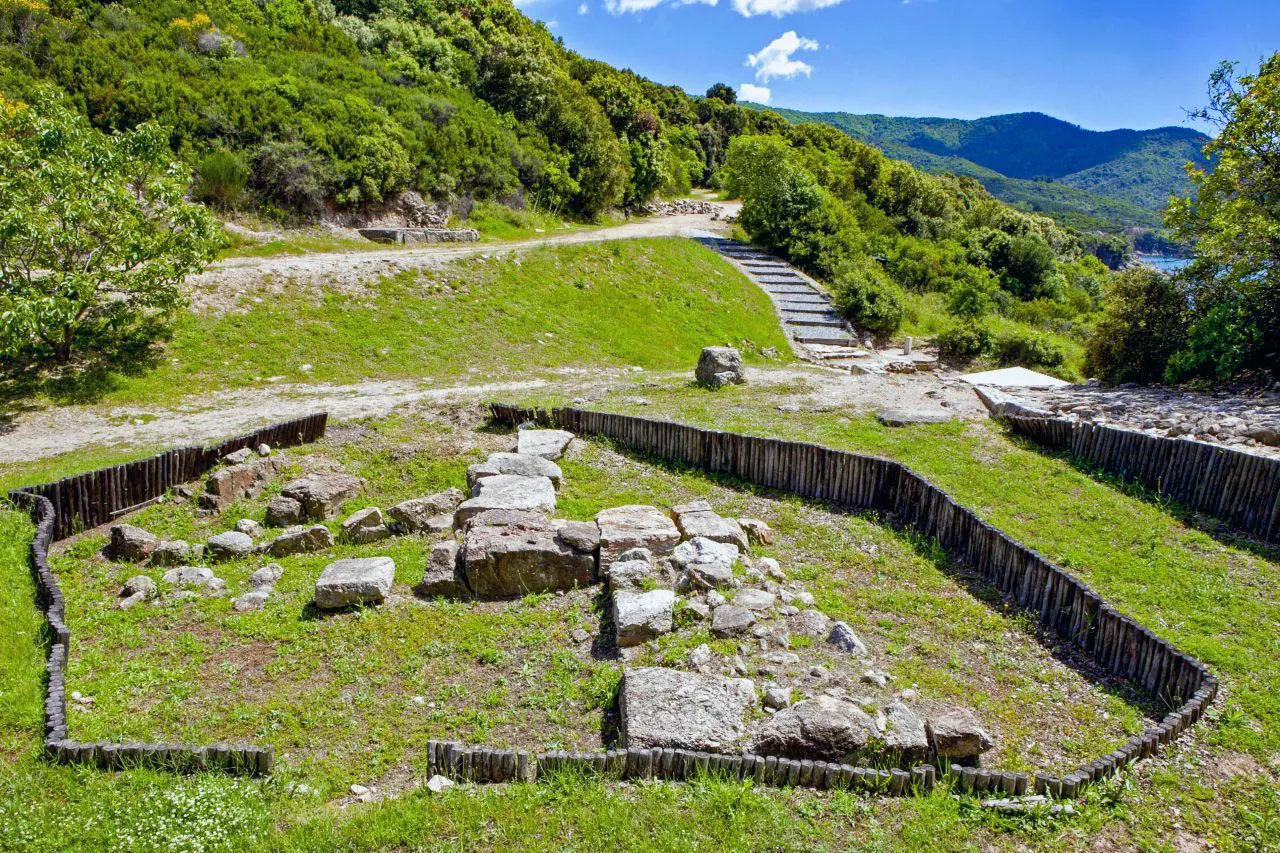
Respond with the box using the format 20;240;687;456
732;0;845;17
738;83;772;104
605;0;716;14
578;2;589;12
746;31;818;82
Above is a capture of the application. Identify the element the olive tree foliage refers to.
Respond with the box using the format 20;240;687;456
0;95;217;367
1165;54;1280;378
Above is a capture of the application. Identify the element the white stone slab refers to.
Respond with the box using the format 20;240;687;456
959;367;1069;389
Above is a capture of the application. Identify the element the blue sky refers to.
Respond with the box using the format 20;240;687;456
516;0;1279;131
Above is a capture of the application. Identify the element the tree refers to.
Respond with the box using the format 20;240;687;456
1166;54;1280;378
705;83;736;105
0;95;218;366
1083;267;1188;384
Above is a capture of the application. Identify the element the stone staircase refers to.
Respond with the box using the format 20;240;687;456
699;238;878;370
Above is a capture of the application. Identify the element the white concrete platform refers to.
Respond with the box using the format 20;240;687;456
959;367;1069;389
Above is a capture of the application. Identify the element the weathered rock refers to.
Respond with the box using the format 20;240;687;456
106;524;159;562
266;496;303;528
757;557;786;581
223;447;254;465
614;589;676;646
201;458;279;510
753;695;876;762
827;621;868;656
711;604;756;637
118;575;158;609
875;408;953;427
468;453;563;490
673;536;738;590
207;531;255;561
881;701;928;762
695;346;746;388
235;519;265;539
262;524;335;557
596;505;680;567
458;508;550;532
516;429;575;461
927;707;994;759
147;540;192;567
415;541;469;599
620;667;755;751
249;564;284;588
315;557;395;610
763;685;791;711
232;589;271;613
454;475;556;527
682;599;711;622
462;524;594;598
782;587;816;607
860;669;889;688
739;518;776;546
387;489;466;533
734;588;776;612
607;555;656;589
687;643;715;672
280;471;364;521
552;520;601;554
341;507;391;544
162;565;225;593
257;444;271;457
671;500;748;550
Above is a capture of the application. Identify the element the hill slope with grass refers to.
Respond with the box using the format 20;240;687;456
754;106;1210;231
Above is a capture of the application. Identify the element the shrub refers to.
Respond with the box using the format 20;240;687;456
946;267;1000;321
194;150;249;208
991;329;1066;369
937;322;993;361
250;141;333;213
1084;267;1188;383
831;258;904;337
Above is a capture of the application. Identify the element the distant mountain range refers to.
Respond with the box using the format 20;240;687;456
748;107;1212;232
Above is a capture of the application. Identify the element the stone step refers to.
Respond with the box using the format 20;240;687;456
795;330;860;345
786;318;846;329
755;276;809;285
762;285;820;296
775;297;833;308
781;311;841;323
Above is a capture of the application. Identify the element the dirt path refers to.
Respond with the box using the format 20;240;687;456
0;365;986;466
191;210;736;310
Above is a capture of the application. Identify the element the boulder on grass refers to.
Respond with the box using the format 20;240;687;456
927;707;994;760
387;489;465;533
454;475;556;527
162;565;226;593
147;540;192;567
827;621;868;656
200;458;279;510
462;524;595;598
620;667;755;751
315;557;395;610
516;429;574;461
118;575;158;609
695;346;746;388
415;541;469;599
553;520;601;554
613;589;676;646
206;531;254;561
738;518;775;546
881;701;929;763
341;507;391;544
753;695;876;762
596;505;680;568
280;471;364;521
106;524;159;562
262;524;334;557
711;604;755;637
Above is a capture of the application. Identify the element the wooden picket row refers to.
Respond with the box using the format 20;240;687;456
8;415;330;777
489;403;1219;798
1004;414;1280;544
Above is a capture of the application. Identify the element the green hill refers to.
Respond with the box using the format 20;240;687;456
755;106;1211;231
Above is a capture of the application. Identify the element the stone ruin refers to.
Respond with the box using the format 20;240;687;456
100;424;995;770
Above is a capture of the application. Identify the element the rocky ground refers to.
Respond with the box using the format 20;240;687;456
1011;381;1280;458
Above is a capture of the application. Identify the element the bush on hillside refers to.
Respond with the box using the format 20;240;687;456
946;268;1000;321
1084;267;1188;383
194;150;249;208
831;258;904;337
991;329;1066;370
937;323;993;361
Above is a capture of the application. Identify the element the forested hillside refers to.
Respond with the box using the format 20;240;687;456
756;106;1210;231
0;0;776;220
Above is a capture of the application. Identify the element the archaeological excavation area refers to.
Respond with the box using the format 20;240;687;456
11;402;1213;806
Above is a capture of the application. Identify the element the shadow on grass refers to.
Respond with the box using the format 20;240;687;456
1002;430;1280;566
0;339;168;422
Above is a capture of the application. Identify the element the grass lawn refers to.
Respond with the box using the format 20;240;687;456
9;239;790;411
